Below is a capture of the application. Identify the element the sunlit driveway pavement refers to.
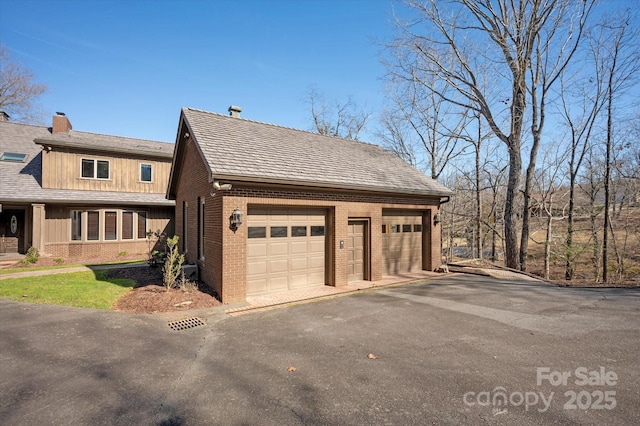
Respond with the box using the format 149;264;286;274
1;274;639;425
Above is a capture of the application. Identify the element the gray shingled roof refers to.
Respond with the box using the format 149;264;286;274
181;107;452;197
0;121;173;206
34;129;175;158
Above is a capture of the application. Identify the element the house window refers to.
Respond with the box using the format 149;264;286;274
137;212;147;239
197;197;205;259
0;152;28;162
182;201;188;252
87;211;100;240
122;211;134;240
105;211;117;240
71;211;82;241
140;164;152;182
81;159;110;179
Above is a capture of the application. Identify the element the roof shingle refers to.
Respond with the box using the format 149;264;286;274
181;107;452;197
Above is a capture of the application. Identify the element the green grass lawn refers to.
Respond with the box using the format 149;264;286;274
0;270;134;310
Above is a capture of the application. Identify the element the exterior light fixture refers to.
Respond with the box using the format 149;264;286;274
230;208;243;232
433;212;442;226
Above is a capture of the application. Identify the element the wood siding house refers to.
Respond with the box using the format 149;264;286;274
167;107;452;303
0;113;175;259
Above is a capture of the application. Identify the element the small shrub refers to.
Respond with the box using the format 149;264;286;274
23;247;40;264
117;251;128;258
54;257;65;265
178;272;198;293
162;235;185;291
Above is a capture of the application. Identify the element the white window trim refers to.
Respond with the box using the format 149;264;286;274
68;209;150;242
80;158;111;180
139;163;153;183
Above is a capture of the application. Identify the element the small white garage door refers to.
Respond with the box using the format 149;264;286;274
247;208;326;295
382;212;423;275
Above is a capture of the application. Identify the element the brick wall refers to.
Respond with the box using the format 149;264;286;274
214;183;442;303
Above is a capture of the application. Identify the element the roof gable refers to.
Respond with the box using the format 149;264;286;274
180;107;452;196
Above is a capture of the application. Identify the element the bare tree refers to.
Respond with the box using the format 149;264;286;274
0;45;47;123
558;65;605;280
387;0;592;269
378;64;471;180
519;0;593;271
589;10;640;283
305;87;370;140
530;146;568;279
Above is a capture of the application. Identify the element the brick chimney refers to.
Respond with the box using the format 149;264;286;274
228;105;242;118
0;110;9;121
52;112;72;133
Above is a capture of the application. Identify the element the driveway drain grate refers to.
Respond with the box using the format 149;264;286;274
168;317;205;331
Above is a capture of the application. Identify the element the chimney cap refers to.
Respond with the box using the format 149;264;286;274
228;105;242;117
56;112;66;116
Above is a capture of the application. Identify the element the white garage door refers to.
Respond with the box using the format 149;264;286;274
247;208;326;295
382;212;423;275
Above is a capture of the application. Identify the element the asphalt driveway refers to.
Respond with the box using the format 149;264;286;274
1;274;639;425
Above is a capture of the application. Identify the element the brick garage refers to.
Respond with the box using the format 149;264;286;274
168;107;452;303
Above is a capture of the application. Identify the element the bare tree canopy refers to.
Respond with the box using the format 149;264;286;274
386;0;594;269
305;86;370;140
0;45;47;123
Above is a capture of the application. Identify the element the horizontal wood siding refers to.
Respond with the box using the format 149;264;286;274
41;149;171;193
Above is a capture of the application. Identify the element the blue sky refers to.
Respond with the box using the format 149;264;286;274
0;0;394;142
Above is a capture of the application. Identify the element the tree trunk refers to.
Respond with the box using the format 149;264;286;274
603;82;613;283
544;206;552;280
565;175;576;280
475;122;482;260
504;140;522;269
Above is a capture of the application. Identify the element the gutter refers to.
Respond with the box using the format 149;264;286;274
210;173;454;198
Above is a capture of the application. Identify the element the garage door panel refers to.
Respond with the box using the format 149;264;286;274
307;271;325;285
270;241;289;256
309;255;324;268
247;278;267;294
248;243;267;257
247;208;327;295
382;213;423;275
290;241;309;254
269;276;289;292
248;260;267;275
309;240;324;252
269;259;288;273
290;257;309;271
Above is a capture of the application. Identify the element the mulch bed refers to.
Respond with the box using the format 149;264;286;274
107;266;222;313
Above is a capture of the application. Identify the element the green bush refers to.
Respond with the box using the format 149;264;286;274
19;246;40;265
